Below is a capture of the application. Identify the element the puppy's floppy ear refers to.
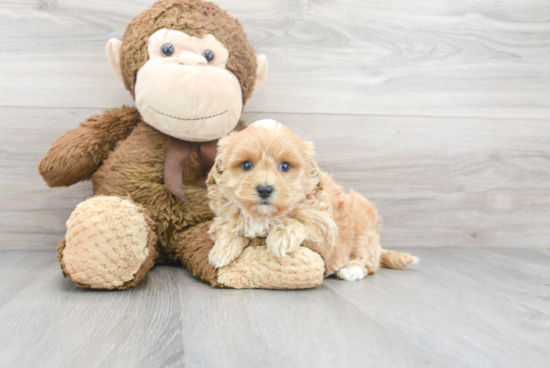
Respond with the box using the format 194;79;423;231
309;159;321;189
206;133;232;187
205;165;220;187
304;140;322;194
206;151;224;188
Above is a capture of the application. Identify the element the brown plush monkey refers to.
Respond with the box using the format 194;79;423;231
39;0;325;290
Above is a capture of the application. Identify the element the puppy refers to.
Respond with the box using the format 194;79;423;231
207;119;418;281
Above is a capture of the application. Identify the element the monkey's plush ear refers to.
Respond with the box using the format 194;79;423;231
252;54;268;94
106;38;123;79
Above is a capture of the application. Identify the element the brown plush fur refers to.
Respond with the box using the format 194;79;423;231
45;113;247;281
39;106;140;187
207;121;418;279
121;0;257;103
171;221;222;287
91;120;215;260
41;1;327;290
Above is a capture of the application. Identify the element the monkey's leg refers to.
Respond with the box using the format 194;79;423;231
171;222;325;289
58;196;156;290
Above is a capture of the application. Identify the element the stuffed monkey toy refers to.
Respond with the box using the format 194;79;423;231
39;0;325;290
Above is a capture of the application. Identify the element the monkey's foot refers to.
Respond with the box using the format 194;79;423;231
178;224;325;289
59;196;156;290
217;240;325;289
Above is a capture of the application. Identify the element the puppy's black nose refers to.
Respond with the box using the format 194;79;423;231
257;185;273;199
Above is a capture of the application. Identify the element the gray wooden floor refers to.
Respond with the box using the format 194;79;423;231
0;248;548;368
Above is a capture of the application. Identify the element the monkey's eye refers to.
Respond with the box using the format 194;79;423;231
202;49;215;64
241;161;254;171
279;162;291;172
161;43;175;57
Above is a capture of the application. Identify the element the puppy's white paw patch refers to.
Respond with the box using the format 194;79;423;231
336;266;366;281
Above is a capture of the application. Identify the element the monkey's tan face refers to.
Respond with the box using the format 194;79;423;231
134;28;243;142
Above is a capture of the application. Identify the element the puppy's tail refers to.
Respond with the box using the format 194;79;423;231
380;249;420;270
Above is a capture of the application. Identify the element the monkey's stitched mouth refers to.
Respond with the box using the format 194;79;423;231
149;106;228;121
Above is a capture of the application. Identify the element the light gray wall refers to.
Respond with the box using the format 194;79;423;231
1;0;549;249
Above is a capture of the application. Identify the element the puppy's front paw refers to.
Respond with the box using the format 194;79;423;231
209;236;249;268
267;222;306;257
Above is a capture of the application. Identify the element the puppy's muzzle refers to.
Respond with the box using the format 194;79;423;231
256;185;273;200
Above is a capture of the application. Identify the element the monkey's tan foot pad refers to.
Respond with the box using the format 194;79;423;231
217;244;325;289
60;196;155;290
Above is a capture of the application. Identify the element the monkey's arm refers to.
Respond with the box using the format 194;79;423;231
39;106;140;187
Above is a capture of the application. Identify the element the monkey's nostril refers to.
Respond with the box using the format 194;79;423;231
256;185;273;200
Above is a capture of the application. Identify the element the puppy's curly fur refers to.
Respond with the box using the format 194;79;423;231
207;119;418;280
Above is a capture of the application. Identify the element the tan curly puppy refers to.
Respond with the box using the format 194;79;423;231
207;119;418;281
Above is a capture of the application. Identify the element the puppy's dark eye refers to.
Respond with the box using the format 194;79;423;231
161;43;175;57
202;49;214;63
241;161;254;171
279;162;291;172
